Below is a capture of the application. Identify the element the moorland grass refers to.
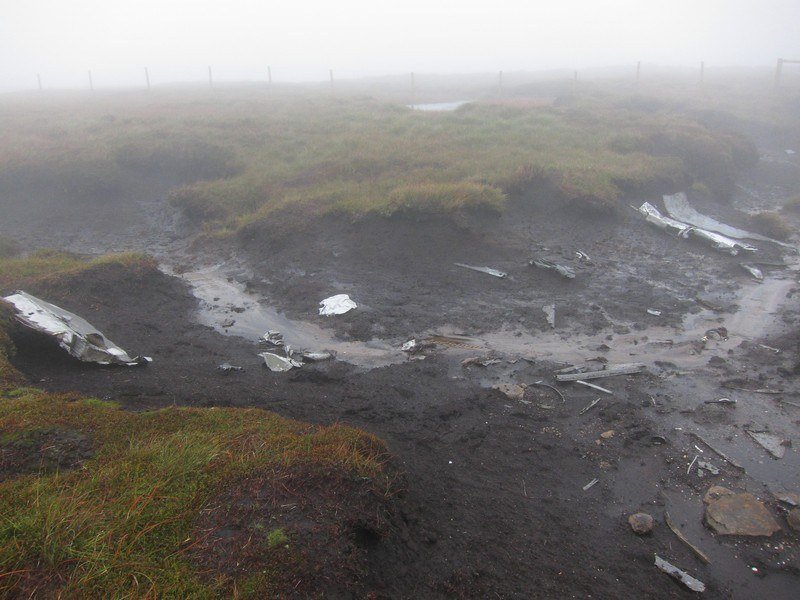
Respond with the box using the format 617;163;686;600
0;87;761;234
0;393;393;597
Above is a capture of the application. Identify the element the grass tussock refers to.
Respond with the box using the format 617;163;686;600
382;182;506;215
749;210;793;240
0;89;758;232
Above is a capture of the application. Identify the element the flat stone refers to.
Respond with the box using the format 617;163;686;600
746;430;789;459
787;508;800;532
775;492;800;507
600;430;615;439
705;492;781;536
628;512;654;535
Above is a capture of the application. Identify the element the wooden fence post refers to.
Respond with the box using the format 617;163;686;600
208;65;213;89
37;73;42;92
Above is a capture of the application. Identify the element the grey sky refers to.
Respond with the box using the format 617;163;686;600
1;0;797;91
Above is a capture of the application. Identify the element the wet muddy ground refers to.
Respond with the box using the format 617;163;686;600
2;124;800;598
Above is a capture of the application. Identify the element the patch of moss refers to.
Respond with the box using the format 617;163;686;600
267;528;289;549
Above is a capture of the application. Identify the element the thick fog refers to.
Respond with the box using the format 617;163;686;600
1;0;797;92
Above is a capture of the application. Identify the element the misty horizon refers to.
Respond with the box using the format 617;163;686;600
2;0;797;93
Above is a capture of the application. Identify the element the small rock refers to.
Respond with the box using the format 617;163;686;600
628;512;654;535
220;317;236;328
462;356;501;368
705;492;781;536
697;461;720;476
492;383;526;402
600;430;615;439
787;508;800;532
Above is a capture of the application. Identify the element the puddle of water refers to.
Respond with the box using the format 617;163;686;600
174;265;405;369
408;100;471;111
477;268;797;368
172;257;797;373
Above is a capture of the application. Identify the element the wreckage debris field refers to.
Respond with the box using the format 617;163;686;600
1;81;800;598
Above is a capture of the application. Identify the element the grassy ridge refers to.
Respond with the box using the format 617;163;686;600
0;89;757;233
0;253;399;597
0;250;155;289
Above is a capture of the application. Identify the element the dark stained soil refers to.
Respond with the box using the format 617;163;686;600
0;426;93;482
2;116;800;599
191;465;399;598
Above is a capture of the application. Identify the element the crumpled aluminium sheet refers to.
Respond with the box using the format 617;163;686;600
319;294;357;316
663;192;794;249
529;258;576;279
454;263;508;278
3;291;150;366
258;351;303;372
637;202;757;255
638;201;693;236
690;227;757;254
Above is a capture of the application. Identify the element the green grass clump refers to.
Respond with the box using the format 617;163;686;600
267;528;289;549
